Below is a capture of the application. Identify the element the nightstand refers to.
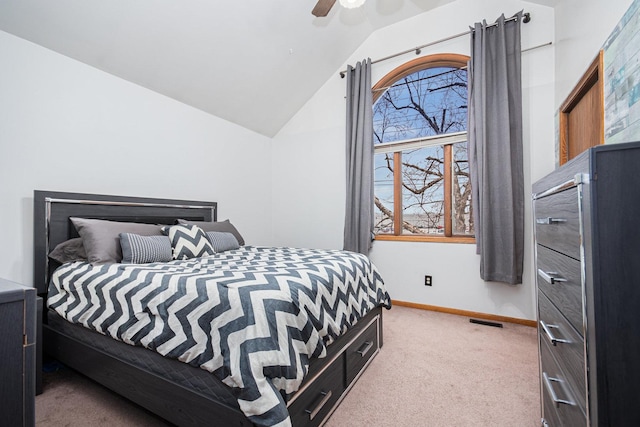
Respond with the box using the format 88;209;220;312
0;278;36;427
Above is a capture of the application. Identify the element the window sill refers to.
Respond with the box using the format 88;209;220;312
374;234;476;244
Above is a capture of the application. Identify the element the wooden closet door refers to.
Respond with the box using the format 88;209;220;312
559;51;604;165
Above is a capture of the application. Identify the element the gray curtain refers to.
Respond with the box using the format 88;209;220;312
343;58;374;254
468;12;524;285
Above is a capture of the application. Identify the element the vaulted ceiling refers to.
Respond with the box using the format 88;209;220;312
0;0;558;137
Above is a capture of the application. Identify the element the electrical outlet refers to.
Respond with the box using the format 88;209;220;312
424;275;432;286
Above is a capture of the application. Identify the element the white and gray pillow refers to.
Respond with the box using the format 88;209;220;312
120;234;172;264
162;224;215;260
176;219;245;246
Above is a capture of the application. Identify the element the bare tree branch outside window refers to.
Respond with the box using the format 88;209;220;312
373;66;473;236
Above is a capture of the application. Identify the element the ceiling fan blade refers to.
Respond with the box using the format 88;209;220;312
312;0;337;17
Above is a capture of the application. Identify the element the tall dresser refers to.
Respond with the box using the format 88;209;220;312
532;141;640;426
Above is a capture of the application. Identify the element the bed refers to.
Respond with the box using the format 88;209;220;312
34;190;390;427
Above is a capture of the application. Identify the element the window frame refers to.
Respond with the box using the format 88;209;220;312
372;53;475;244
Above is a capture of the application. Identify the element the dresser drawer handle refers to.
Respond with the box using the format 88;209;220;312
536;217;567;225
540;321;570;346
543;372;575;408
305;390;332;420
538;269;567;285
356;341;374;358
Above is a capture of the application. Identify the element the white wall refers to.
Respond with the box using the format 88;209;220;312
272;0;556;321
0;31;273;286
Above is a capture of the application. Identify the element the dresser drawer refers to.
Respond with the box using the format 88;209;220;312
538;292;585;408
534;187;581;260
541;381;562;427
345;317;379;385
288;356;344;427
536;245;583;335
540;337;586;426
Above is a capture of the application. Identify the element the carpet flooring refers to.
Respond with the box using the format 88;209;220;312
36;305;540;426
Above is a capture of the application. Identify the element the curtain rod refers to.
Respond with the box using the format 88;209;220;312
339;11;530;78
370;41;552;93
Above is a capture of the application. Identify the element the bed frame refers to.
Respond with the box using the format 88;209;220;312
34;190;384;426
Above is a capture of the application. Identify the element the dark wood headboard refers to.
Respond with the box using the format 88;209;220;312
33;190;217;295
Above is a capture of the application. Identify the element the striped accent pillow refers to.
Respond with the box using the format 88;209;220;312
120;234;172;264
206;231;240;253
162;224;215;260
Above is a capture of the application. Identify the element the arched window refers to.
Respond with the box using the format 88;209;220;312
373;54;474;243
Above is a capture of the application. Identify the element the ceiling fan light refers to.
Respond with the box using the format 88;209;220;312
338;0;366;9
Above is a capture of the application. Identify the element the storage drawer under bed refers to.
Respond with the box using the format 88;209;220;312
345;317;379;385
287;313;381;426
288;355;345;427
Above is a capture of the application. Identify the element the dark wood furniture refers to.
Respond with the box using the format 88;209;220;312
0;278;37;427
34;190;384;426
36;296;43;395
33;190;218;296
533;141;640;426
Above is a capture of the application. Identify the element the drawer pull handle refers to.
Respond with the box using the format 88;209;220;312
356;341;374;358
536;217;567;225
542;372;575;408
538;269;567;285
540;321;570;346
305;390;332;420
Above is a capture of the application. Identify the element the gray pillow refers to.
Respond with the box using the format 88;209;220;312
177;219;245;246
120;233;172;264
205;231;240;253
48;237;87;264
70;217;163;265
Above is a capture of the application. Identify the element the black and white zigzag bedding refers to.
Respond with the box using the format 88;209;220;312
48;246;391;426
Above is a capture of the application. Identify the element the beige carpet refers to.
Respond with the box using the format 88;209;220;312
325;306;540;427
36;306;540;426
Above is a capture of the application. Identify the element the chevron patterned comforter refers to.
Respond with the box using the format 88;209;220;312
47;246;390;426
